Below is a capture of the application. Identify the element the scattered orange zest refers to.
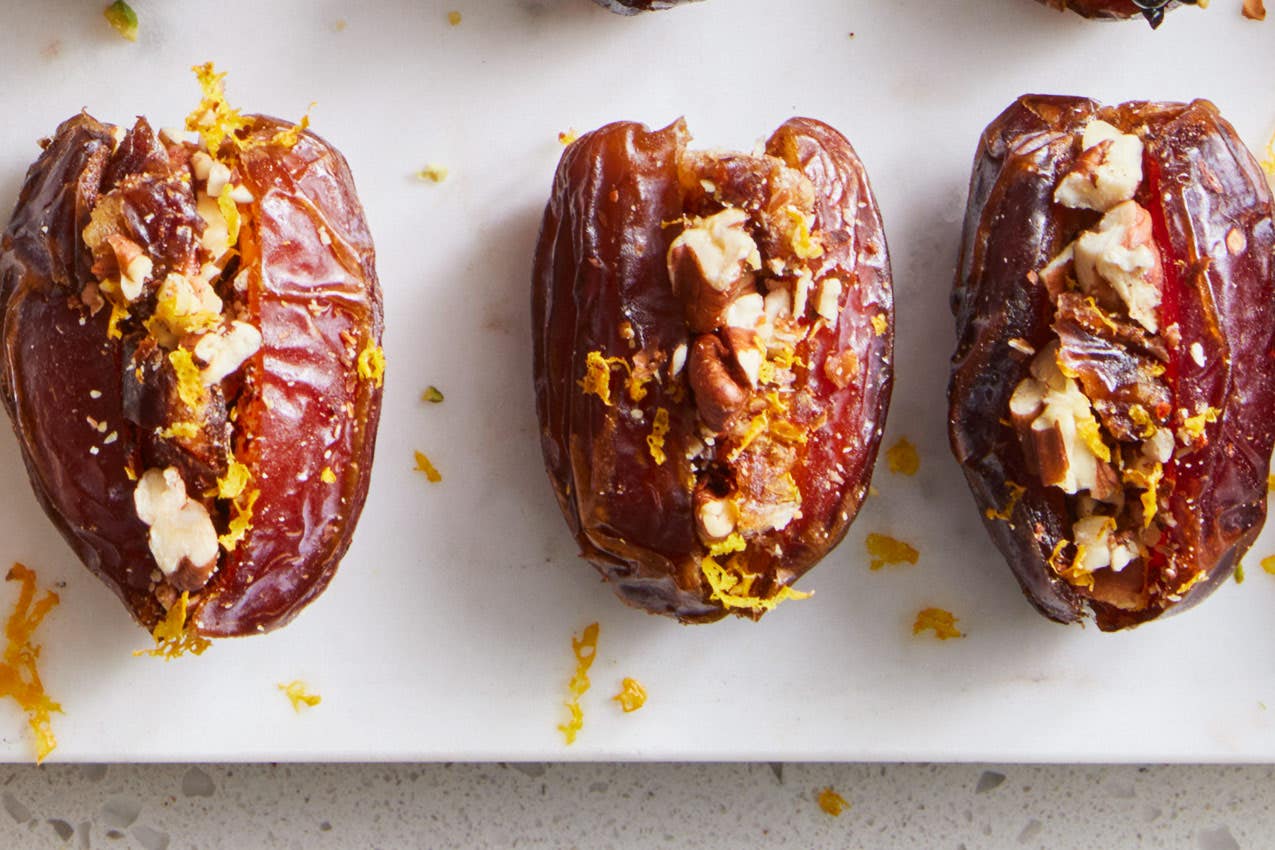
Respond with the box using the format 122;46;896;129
865;533;918;571
135;591;211;660
558;623;599;745
414;451;442;483
0;565;60;763
817;787;850;817
912;607;962;640
886;437;919;476
612;678;647;713
278;681;321;712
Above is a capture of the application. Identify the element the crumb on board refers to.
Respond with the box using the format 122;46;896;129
1261;555;1275;576
417;163;448;183
558;128;579;146
913;607;963;640
865;533;918;571
558;623;599;745
103;1;138;41
817;787;849;817
447;10;462;25
422;386;445;404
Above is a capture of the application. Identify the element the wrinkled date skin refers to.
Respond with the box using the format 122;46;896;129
534;118;892;622
592;0;699;13
0;109;383;637
950;95;1275;630
1036;0;1199;27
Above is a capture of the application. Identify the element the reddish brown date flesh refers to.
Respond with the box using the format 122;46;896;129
949;95;1275;630
534;118;892;622
0;112;382;637
1036;0;1197;26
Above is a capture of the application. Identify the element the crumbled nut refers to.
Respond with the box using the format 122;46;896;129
1054;120;1143;212
667;208;761;332
696;494;739;542
814;278;842;322
1073;201;1162;333
194;321;263;385
133;467;218;588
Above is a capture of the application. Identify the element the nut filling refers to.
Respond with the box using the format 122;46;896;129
81;112;267;602
535;117;893;622
1010;119;1201;611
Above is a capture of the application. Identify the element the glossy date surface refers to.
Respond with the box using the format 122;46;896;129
0;107;383;637
1035;0;1197;26
949;95;1275;630
533;118;892;622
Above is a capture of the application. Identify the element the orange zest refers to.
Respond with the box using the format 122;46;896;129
0;565;60;763
135;591;211;660
558;622;599;745
912;607;962;640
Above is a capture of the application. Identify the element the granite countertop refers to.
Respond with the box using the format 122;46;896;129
0;763;1263;848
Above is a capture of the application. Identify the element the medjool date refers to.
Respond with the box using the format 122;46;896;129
533;118;892;622
949;95;1275;630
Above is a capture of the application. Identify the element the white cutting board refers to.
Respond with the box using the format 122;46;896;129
0;0;1272;762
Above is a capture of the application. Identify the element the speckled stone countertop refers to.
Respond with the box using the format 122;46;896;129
0;763;1264;848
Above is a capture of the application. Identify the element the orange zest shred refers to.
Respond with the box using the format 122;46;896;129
1123;462;1164;528
984;481;1026;522
106;299;129;340
612;677;647;713
1180;406;1220;442
1075;410;1111;463
700;534;811;613
625;369;651;403
357;341;386;388
218;489;259;551
785;207;823;259
558;622;599;745
817;787;850;817
1268;474;1275;493
1236;563;1246;585
1261;555;1275;575
871;313;888;336
1128;404;1157;438
134;591;211;660
886;437;920;476
646;407;669;466
216;450;252;500
727;413;769;462
186;63;252;159
277;680;321;712
218;191;241;248
168;348;204;408
558;128;579;146
447;10;462;25
0;565;61;763
912;607;963;640
865;533;918;571
320;466;337;484
269;106;313;149
159;421;200;440
1047;539;1094;591
414;450;442;483
579;351;623;406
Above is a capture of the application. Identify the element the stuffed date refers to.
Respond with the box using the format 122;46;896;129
0;65;383;639
1035;0;1200;27
533;118;892;622
949;95;1275;630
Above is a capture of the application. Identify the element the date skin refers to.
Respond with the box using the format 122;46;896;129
534;118;892;622
592;0;698;13
0;112;383;637
1036;0;1197;27
950;95;1275;630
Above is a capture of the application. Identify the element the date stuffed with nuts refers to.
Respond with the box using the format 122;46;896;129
1034;0;1200;27
533;118;892;622
0;65;383;639
950;95;1275;630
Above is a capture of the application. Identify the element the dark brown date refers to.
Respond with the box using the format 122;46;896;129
0;72;383;638
591;0;698;14
949;95;1275;630
1035;0;1199;27
533;118;892;622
